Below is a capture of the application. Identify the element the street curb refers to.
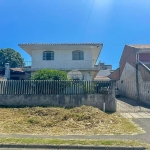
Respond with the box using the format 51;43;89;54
0;144;147;149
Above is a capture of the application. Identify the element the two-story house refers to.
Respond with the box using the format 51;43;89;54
19;43;103;81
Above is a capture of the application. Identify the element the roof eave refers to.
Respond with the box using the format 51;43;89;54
18;43;103;46
95;44;103;64
18;43;103;56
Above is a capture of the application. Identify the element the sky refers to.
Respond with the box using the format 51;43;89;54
0;0;150;69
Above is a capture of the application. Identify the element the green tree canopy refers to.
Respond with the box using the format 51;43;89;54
31;69;68;80
0;48;25;68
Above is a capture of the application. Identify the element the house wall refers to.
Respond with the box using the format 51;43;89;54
31;49;93;70
138;63;150;81
30;45;100;81
119;45;137;77
81;70;93;81
117;80;150;106
119;46;150;81
116;46;150;105
117;62;143;100
139;53;150;62
120;62;142;82
116;62;150;105
139;81;150;106
108;68;120;80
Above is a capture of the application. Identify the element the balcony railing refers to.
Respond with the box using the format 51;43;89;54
145;64;150;69
21;61;100;71
138;61;150;70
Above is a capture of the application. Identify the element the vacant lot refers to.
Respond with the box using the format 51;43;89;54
0;106;143;135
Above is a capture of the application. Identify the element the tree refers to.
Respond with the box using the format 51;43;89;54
0;48;25;68
31;69;68;80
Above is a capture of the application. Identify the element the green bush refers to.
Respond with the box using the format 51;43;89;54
30;69;69;94
30;69;68;80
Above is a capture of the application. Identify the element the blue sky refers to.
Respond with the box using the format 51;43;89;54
0;0;150;69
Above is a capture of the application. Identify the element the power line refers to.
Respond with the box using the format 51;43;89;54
81;0;95;40
85;0;95;25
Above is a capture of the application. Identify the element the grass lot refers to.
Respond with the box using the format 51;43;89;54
0;106;143;135
0;138;149;149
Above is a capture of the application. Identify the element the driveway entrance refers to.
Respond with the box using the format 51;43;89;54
117;97;150;118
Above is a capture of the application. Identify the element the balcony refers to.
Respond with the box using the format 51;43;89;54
21;61;100;71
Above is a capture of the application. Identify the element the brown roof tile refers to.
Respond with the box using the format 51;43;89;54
10;68;24;72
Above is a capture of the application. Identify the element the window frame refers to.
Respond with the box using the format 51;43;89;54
72;50;84;60
43;51;54;60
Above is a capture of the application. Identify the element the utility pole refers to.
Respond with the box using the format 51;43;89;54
136;63;140;105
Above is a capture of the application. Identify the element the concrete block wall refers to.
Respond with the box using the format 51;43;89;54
0;93;116;112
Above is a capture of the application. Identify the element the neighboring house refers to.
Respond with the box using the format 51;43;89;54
109;44;150;82
94;63;113;81
109;44;150;105
19;43;103;81
94;69;113;81
108;68;120;81
94;76;111;81
95;63;112;70
0;67;30;80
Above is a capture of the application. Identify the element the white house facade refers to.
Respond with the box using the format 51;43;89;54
19;43;103;81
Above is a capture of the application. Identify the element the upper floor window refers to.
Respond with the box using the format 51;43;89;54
72;50;84;60
43;51;54;60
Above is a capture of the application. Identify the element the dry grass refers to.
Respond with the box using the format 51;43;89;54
0;106;143;135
